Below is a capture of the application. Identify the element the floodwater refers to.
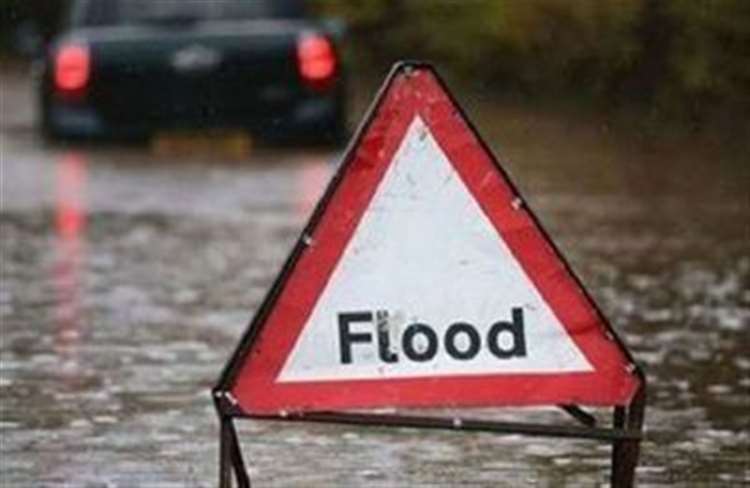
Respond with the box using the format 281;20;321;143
1;69;748;487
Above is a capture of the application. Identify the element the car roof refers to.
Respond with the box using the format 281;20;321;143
69;0;308;28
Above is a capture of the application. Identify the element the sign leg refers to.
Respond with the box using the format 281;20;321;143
228;417;251;488
612;439;640;488
611;406;628;487
219;416;233;488
611;388;646;488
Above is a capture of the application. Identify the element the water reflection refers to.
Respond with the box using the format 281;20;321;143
54;152;87;383
1;122;746;485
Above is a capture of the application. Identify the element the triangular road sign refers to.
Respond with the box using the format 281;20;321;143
216;63;642;415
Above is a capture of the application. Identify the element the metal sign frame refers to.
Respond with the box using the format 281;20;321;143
213;61;646;488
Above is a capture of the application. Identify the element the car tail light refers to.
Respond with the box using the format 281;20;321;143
55;43;90;97
297;34;337;91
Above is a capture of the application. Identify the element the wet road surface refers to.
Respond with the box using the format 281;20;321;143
2;68;748;486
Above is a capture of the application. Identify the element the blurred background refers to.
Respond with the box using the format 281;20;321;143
3;0;749;137
1;1;748;487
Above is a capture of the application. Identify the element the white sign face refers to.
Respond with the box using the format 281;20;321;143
279;117;592;383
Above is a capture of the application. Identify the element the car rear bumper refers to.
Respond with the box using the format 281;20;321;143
44;93;343;140
46;105;106;137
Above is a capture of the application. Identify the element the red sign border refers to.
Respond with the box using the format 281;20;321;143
215;62;644;414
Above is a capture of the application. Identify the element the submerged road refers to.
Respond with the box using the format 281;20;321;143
1;67;748;486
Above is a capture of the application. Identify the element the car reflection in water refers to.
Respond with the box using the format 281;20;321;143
54;152;87;387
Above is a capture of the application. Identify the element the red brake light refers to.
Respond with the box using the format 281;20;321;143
55;44;90;95
297;34;337;91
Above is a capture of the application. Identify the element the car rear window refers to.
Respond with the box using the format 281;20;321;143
77;0;306;27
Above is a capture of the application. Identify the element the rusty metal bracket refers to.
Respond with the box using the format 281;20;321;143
558;404;597;427
249;411;639;441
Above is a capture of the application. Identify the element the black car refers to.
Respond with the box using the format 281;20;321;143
38;0;346;142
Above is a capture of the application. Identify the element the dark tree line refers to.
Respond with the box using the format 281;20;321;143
319;0;749;130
